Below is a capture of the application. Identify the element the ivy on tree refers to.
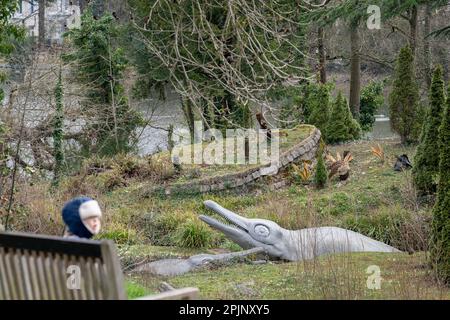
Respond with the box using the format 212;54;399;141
52;68;64;186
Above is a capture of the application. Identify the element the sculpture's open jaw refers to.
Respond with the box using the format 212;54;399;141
199;215;248;236
199;200;254;246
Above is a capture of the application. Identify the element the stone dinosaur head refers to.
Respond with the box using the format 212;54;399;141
199;200;289;259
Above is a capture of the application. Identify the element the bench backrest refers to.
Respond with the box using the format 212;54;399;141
0;231;126;300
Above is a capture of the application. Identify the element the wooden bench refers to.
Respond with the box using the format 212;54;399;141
0;231;199;300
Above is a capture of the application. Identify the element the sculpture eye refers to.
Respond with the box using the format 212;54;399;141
254;224;270;237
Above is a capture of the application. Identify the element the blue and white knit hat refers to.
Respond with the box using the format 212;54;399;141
62;197;102;239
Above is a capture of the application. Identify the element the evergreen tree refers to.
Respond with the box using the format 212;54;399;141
64;9;143;157
413;66;446;195
0;0;24;104
314;147;327;189
389;46;422;144
52;68;64;186
430;84;450;284
359;81;384;132
327;92;361;144
308;84;331;140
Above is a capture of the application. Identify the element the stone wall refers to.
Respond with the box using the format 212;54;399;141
143;126;321;197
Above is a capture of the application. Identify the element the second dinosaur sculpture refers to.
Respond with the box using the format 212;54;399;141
133;247;264;276
199;200;401;261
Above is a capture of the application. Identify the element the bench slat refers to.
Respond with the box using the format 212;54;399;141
19;250;34;299
0;248;10;299
28;250;41;300
5;250;20;299
101;241;126;300
35;252;49;299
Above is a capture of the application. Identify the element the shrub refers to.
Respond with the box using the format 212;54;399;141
370;144;385;164
125;281;149;299
95;171;127;192
279;82;335;128
73;153;176;193
100;223;139;245
388;46;422;144
327;92;361;143
313;193;355;218
142;210;190;246
63;10;144;157
307;84;331;140
175;219;212;248
413;66;446;195
314;150;327;189
341;205;430;252
291;161;313;185
359;81;384;132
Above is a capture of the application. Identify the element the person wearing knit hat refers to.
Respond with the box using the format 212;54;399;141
62;196;102;239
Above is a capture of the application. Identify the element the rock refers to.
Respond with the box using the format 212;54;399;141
234;281;256;297
260;165;278;176
252;171;261;179
251;260;268;265
159;282;175;292
270;181;286;190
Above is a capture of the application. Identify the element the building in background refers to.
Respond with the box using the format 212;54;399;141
11;0;81;45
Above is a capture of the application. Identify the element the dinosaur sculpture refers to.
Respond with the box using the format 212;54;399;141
199;200;401;261
133;247;264;276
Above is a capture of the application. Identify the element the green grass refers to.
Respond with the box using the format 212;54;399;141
116;139;448;299
125;280;151;299
171;124;313;183
128;252;449;299
96;139;427;249
14;134;449;299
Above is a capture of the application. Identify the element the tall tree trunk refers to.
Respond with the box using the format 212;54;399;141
38;0;46;48
182;97;195;142
318;26;327;84
423;3;432;89
349;23;361;118
409;5;418;58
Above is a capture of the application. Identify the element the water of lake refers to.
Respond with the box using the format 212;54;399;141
364;116;398;140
